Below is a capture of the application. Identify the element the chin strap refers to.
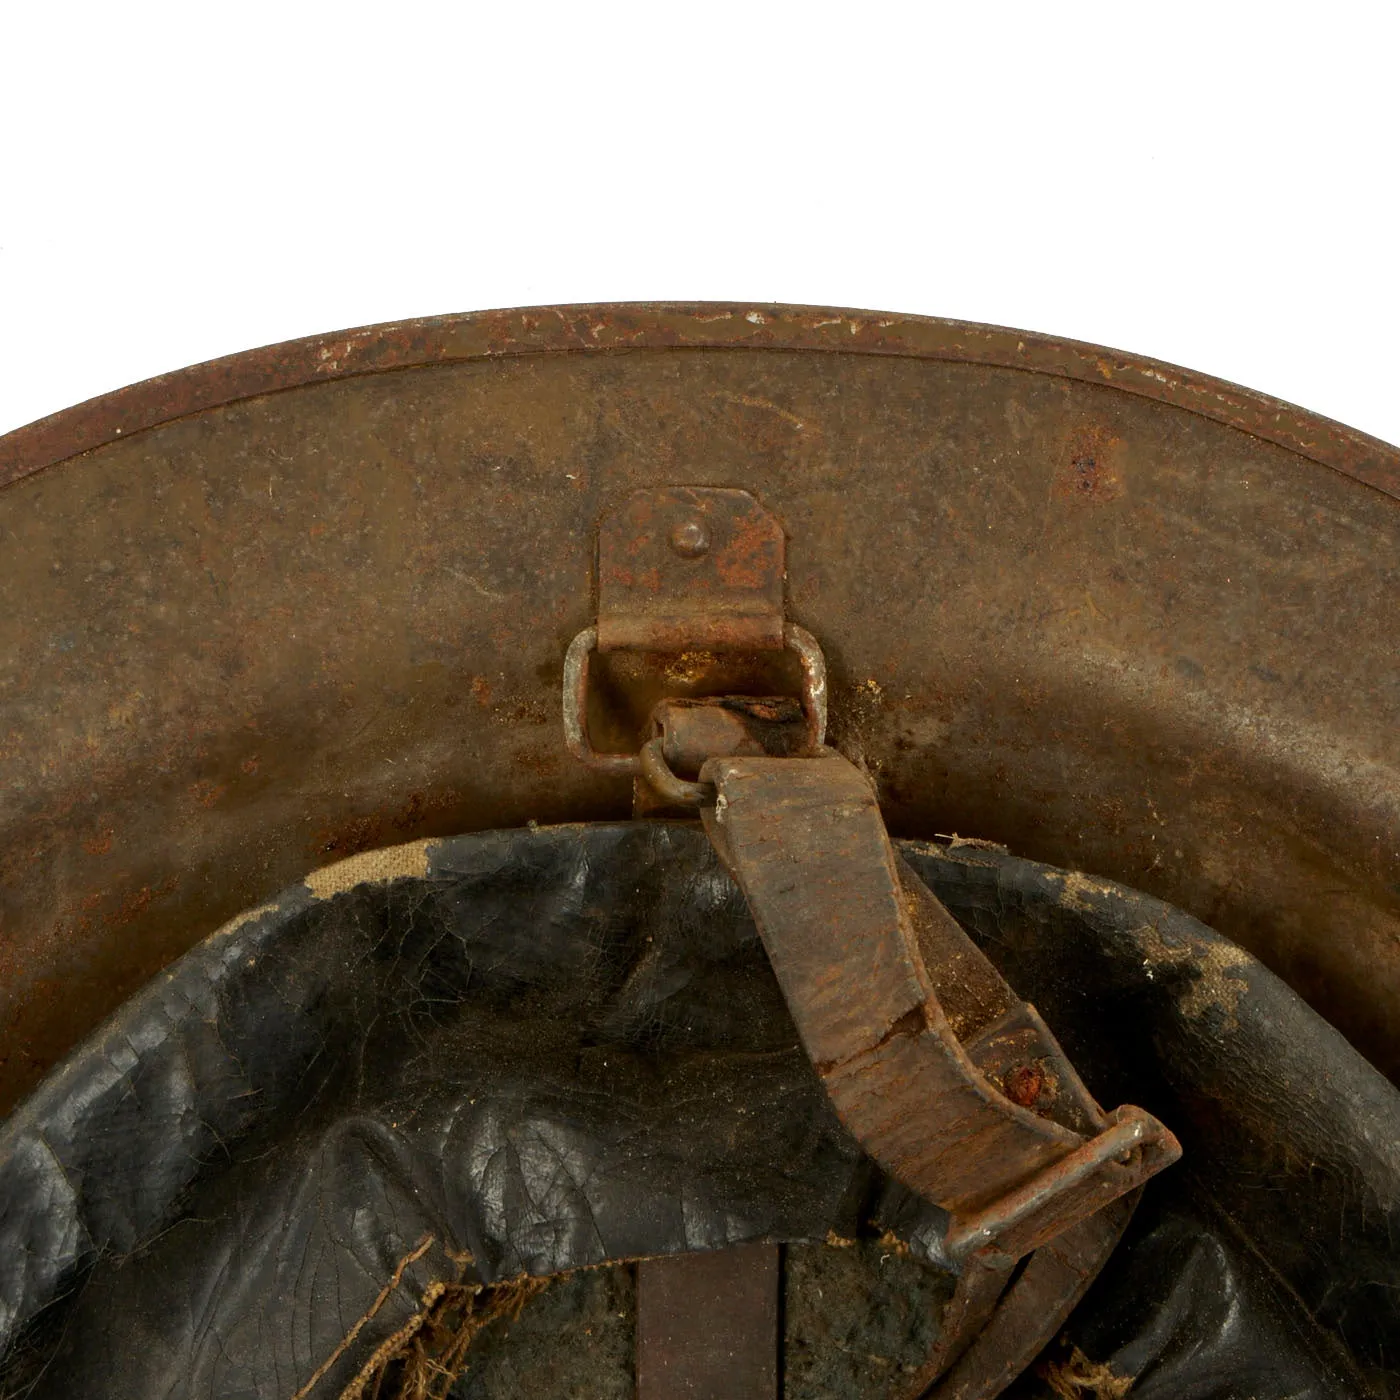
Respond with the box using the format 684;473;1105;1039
565;485;1179;1399
699;749;1179;1398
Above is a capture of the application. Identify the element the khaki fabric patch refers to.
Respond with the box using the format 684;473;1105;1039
304;840;436;900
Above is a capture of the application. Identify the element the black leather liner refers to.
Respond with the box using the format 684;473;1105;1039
0;824;1395;1398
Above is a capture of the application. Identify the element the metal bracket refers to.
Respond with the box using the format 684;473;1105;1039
596;486;786;652
562;487;827;777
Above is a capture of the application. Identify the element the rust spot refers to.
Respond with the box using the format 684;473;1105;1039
1054;426;1126;503
490;695;552;726
513;748;563;778
111;877;178;928
714;510;784;591
390;788;465;832
317;788;469;859
1071;454;1100;491
661;650;720;686
470;676;492;707
728;696;801;723
68;875;180;929
318;813;385;858
83;830;114;856
240;755;260;776
189;778;228;809
1003;1063;1046;1107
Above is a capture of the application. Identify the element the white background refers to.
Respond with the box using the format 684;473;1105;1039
2;3;1397;446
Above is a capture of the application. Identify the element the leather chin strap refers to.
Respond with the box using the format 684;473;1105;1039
699;749;1180;1399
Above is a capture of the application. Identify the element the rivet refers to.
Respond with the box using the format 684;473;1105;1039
670;519;710;558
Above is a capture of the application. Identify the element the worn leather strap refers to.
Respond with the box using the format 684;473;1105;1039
700;750;1180;1397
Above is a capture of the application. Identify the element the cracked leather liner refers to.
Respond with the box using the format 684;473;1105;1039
0;825;1396;1398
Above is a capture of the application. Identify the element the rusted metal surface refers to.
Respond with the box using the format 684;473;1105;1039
0;305;1397;1116
597;487;786;652
921;1198;1134;1400
561;628;637;776
942;1109;1170;1263
571;487;823;779
638;737;712;808
568;622;827;777
3;305;1397;502
634;695;806;817
636;1245;779;1399
653;696;808;773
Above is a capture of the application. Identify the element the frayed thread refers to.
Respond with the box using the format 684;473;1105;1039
1042;1346;1133;1398
289;1235;552;1400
